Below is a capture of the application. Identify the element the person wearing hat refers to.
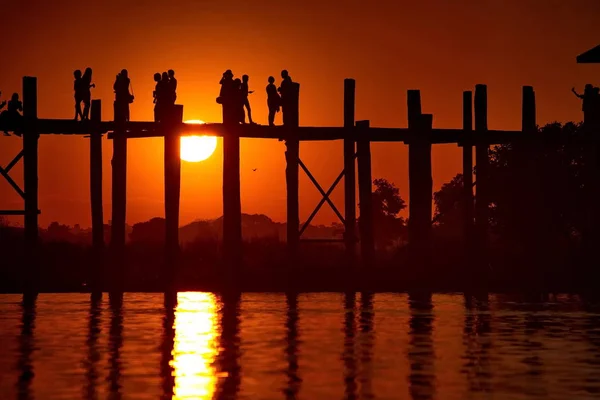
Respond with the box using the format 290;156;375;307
218;69;238;124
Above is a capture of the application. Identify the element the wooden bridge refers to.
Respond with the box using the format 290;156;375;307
0;75;595;293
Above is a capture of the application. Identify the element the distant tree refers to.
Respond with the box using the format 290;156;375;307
46;221;73;242
433;174;464;237
370;178;406;247
130;217;165;244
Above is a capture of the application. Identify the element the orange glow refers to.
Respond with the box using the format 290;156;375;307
172;292;219;399
181;120;217;162
0;1;598;228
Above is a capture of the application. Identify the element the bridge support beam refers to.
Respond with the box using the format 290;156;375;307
474;84;489;274
164;105;183;290
23;76;39;294
223;125;242;276
110;101;128;292
90;100;104;296
285;83;301;264
343;79;357;262
462;91;475;281
357;120;374;268
407;90;433;280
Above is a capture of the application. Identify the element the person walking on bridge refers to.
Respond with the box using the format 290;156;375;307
114;69;133;122
241;74;255;124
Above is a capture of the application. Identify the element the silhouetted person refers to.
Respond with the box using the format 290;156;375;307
153;72;162;122
168;69;177;106
0;92;21;135
233;78;245;124
241;74;254;124
81;67;95;120
266;76;280;127
278;70;294;126
73;70;84;120
8;92;23;115
218;70;239;124
572;84;596;126
113;69;133;122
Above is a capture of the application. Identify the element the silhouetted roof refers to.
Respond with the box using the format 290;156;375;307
577;44;600;63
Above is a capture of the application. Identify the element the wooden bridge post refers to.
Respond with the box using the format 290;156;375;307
110;101;127;291
407;90;433;275
520;86;540;276
23;76;39;293
462;91;474;267
474;84;489;267
344;79;357;260
357;120;374;268
285;83;300;262
223;115;242;272
90;100;104;295
164;105;183;289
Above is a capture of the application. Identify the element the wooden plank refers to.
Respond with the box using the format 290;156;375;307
23;76;39;293
344;79;357;260
164;105;183;289
356;120;374;268
105;123;528;144
90;99;104;294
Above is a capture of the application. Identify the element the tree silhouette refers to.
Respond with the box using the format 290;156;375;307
370;178;407;248
433;174;464;238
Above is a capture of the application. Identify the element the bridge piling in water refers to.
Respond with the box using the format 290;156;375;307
90;99;104;295
407;90;433;277
474;84;489;270
110;101;127;291
356;120;374;268
23;77;39;293
285;83;301;264
164;105;183;288
343;79;357;262
462;91;474;275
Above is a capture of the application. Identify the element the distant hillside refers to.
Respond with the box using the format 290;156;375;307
178;213;343;244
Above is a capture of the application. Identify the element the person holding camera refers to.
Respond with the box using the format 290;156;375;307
113;69;134;121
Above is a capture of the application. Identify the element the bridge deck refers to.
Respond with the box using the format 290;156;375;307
0;118;593;145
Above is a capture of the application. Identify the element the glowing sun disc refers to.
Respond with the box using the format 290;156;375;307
181;120;217;162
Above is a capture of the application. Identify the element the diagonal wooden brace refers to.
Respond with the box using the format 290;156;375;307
298;158;345;236
0;149;25;199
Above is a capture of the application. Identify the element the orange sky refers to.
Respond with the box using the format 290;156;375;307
1;0;598;228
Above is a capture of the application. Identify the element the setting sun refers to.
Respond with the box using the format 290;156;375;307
181;120;218;162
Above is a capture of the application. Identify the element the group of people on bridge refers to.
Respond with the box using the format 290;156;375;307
74;68;95;121
217;69;297;126
0;91;23;135
153;70;177;122
110;68;297;126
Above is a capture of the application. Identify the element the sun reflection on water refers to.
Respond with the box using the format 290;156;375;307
172;292;219;399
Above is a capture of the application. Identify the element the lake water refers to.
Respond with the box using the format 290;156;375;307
1;293;599;400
